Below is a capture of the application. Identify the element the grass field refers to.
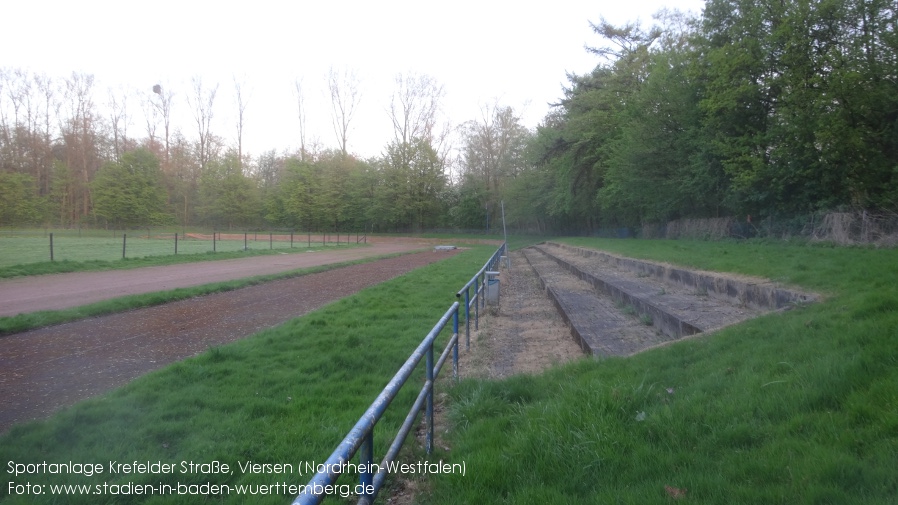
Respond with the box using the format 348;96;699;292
1;237;895;504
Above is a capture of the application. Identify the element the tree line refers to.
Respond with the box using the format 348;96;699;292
512;0;897;232
3;0;896;234
0;69;494;232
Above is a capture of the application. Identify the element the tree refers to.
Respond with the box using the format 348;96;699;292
460;103;530;192
388;73;445;147
107;86;130;162
327;67;361;157
598;12;721;225
0;172;46;225
377;138;446;231
460;103;531;227
273;156;321;230
294;78;311;162
197;151;260;229
151;83;174;168
60;71;103;222
91;148;171;229
233;75;250;167
188;76;218;171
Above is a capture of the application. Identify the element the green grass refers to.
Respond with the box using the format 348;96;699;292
420;238;898;505
0;244;497;505
0;232;359;278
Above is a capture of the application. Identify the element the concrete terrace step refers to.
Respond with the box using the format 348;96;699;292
531;244;765;337
542;242;816;311
521;243;814;357
521;248;670;357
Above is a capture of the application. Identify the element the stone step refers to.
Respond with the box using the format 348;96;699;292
521;248;669;357
531;244;764;338
542;242;816;310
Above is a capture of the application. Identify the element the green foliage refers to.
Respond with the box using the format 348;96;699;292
91;149;172;228
197;151;260;229
0;172;46;225
521;0;898;230
375;138;446;231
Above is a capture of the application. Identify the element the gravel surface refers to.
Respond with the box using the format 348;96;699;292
0;248;461;433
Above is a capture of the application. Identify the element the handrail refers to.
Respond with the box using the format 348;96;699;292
455;242;506;350
292;302;460;505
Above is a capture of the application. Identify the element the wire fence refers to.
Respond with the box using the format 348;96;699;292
0;229;367;267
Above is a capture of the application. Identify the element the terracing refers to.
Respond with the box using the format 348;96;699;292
522;242;817;357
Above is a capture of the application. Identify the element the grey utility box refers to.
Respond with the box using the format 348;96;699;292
485;271;500;305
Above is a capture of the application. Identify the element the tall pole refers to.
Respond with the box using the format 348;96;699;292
501;200;507;245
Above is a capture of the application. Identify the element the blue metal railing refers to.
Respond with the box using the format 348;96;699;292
455;242;507;350
293;303;460;505
292;243;506;504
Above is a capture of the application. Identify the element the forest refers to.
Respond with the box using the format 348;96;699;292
1;0;896;235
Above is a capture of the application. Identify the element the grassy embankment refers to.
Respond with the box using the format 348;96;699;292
419;238;898;505
0;244;499;505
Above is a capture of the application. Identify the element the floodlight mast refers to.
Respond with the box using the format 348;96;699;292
501;200;507;246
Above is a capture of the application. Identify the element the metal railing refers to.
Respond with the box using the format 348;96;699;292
292;242;506;504
455;242;507;350
293;303;460;505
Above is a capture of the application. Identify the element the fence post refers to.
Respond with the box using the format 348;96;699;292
308;231;311;248
213;231;216;253
49;233;54;261
175;233;178;254
244;233;248;251
270;233;273;250
290;231;294;248
123;233;127;259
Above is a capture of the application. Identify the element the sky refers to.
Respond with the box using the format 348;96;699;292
3;0;705;159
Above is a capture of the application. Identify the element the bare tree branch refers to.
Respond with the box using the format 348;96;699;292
327;67;360;157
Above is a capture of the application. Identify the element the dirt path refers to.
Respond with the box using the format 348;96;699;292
0;237;443;317
0;248;461;433
458;249;585;379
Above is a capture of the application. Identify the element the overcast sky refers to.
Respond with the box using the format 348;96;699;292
3;0;705;159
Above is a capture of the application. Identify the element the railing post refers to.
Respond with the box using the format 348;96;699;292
426;342;434;454
481;271;487;310
453;307;459;382
464;288;471;350
359;430;374;502
474;277;480;331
